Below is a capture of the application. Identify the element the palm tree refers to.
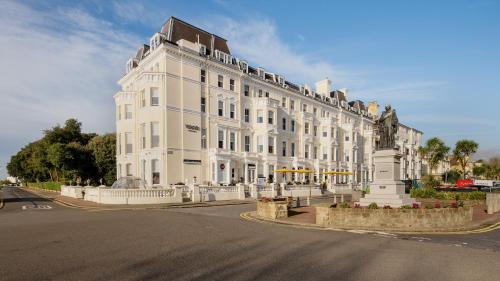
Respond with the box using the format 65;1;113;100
418;137;450;177
453;140;478;179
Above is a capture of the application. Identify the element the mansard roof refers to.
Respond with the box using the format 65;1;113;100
135;44;150;60
160;17;230;55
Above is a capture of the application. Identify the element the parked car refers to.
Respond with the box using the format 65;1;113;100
478;185;500;192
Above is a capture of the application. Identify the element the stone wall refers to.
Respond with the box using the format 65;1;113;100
487;193;500;214
257;201;288;220
316;205;473;231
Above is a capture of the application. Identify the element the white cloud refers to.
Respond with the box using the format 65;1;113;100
352;81;447;103
201;16;355;86
0;0;141;177
113;1;145;22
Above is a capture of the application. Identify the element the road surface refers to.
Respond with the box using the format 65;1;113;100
1;186;499;281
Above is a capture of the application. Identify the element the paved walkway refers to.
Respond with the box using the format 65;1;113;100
21;187;255;210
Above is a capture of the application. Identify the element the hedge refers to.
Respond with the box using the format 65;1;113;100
27;181;63;192
410;188;486;201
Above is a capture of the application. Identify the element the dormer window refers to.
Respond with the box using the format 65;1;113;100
199;44;207;55
277;76;284;86
150;33;165;51
239;60;248;73
215;50;231;64
257;68;265;79
126;58;136;74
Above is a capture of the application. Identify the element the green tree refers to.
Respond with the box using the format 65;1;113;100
444;169;461;184
87;134;116;185
473;165;486;178
7;141;51;182
7;118;101;184
418;137;450;177
482;157;500;180
453;140;479;179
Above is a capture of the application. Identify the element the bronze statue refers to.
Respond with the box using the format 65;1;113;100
376;105;398;150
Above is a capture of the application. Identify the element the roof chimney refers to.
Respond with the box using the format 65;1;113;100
315;78;331;97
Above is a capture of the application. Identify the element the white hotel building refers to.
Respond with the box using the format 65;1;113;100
115;17;423;187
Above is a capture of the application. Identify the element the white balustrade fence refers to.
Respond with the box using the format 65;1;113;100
282;184;322;197
60;185;183;204
196;185;245;202
61;186;85;199
331;184;353;194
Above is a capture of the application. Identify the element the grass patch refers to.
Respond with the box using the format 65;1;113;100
27;182;62;192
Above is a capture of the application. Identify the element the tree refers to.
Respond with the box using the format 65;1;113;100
87;134;116;185
418;137;450;177
473;165;486;179
7;119;104;185
482;157;500;180
444;169;461;184
453;140;478;179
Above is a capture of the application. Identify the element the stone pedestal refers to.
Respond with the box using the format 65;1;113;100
359;149;416;208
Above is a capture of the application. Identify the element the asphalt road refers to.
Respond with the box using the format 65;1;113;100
1;186;500;281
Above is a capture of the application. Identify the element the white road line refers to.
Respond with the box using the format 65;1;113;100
22;205;52;210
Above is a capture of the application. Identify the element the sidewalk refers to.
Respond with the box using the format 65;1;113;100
22;187;255;210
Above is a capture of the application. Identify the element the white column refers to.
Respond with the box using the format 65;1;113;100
244;163;249;184
273;167;277;184
226;160;231;184
263;161;269;183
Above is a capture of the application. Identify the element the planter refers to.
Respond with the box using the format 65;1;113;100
257;200;288;219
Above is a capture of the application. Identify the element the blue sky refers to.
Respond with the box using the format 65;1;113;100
0;0;499;178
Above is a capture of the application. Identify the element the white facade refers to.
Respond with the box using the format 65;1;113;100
114;17;422;187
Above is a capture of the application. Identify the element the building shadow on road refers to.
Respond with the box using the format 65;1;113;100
3;197;52;203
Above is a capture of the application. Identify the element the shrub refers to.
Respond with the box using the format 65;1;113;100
434;201;442;208
410;188;436;199
412;203;420;209
367;203;378;209
450;202;458;208
458;200;464;207
424;203;434;209
411;189;486;201
464;191;486;200
339;202;350;208
400;205;412;209
383;205;392;209
28;181;62;191
420;175;440;189
434;192;446;200
260;197;272;203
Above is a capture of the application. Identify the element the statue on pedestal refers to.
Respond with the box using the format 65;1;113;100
376;105;399;150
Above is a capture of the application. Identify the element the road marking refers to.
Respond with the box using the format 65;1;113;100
22;205;52;210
